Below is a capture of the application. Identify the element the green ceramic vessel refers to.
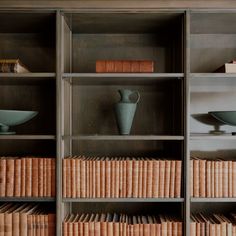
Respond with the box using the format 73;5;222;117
0;110;38;134
209;111;236;126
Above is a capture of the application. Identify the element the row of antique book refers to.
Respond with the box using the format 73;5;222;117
63;157;182;198
0;203;55;236
191;158;236;197
0;157;55;197
191;213;236;236
63;213;182;236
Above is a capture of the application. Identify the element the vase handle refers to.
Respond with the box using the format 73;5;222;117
132;91;140;103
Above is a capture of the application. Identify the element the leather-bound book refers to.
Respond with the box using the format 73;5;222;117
119;158;123;198
0;159;6;197
100;158;106;198
86;158;90;198
43;158;47;197
193;159;199;197
175;161;182;198
75;158;81;198
223;161;229;197
38;158;44;197
140;60;154;73
89;158;93;198
148;216;156;236
66;158;72;198
160;215;168;236
159;160;165;198
132;159;139;198
122;61;131;72
206;161;211;198
164;160;171;198
94;214;101;236
142;159;147;198
96;60;106;73
170;160;176;198
6;159;15;197
95;158;100;198
113;214;120;236
48;214;55;236
138;159;143;198
218;160;223;198
106;61;115;73
25;158;32;197
152;160;159;198
14;159;21;197
114;61;123;72
229;161;233;197
100;213;107;236
131;61;140;72
81;157;86;198
122;159;127;198
92;158;96;198
71;158;76;198
142;216;150;236
40;214;44;236
126;158;133;198
214;161;219;198
89;214;95;236
177;222;182;236
146;159;153;198
199;159;206;197
51;158;56;197
106;213;113;236
105;158;111;198
0;59;29;73
115;158;120;198
211;161;215;197
111;158;116;198
32;158;39;197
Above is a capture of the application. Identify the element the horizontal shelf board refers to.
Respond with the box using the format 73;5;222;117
63;198;184;203
191;73;236;78
0;73;56;85
190;133;236;140
0;135;56;140
0;197;55;202
63;73;184;85
63;135;184;141
191;198;236;203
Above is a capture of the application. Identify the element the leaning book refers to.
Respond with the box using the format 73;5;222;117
0;59;29;73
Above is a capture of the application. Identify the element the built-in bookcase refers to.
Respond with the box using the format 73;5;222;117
1;7;236;236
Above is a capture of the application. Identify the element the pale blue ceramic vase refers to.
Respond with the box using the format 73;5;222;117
115;89;140;135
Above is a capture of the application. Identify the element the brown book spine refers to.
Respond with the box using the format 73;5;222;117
199;159;206;197
159;160;165;198
92;159;96;198
4;212;12;236
119;159;123;198
0;159;6;197
40;215;44;236
32;158;39;197
110;159;115;198
215;161;219;198
100;159;105;198
105;159;111;198
211;161;215;197
229;161;233;197
20;213;28;236
147;160;153;198
6;159;15;197
89;159;93;198
63;159;67;198
96;60;106;73
25;158;32;197
122;61;131;72
114;61;123;73
138;160;143;198
51;158;56;197
175;161;182;198
66;159;72;198
139;60;154;72
115;159;120;198
81;158;86;198
86;159;90;198
48;214;55;236
95;159;100;198
43;158;47;197
12;212;19;236
223;161;229;197
152;160;159;198
142;160;147;198
106;61;115;73
94;221;101;236
75;158;80;198
190;160;193;197
193;159;199;197
132;160;139;198
131;61;140;72
170;160;176;198
127;159;133;198
47;158;52;197
14;159;21;197
123;160;127;198
63;221;68;236
71;159;76;198
218;161;223;198
164;161;171;197
233;162;236;197
206;161;211;198
38;158;44;197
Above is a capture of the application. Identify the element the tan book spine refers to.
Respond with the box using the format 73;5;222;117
190;222;196;236
127;159;133;198
199;159;206;197
88;159;92;198
143;224;150;236
190;160;193;197
119;159;123;198
68;220;73;236
81;158;86;198
159;160;165;198
66;159;72;198
92;159;96;198
100;159;105;198
229;161;233;197
142;160;147;198
107;221;113;236
14;159;21;197
114;60;123;73
138;160;143;198
115;159;120;198
95;159;100;198
63;221;68;236
132;160;139;198
167;221;172;236
25;158;32;197
43;158;47;197
51;158;56;197
215;161;219;198
0;212;4;236
175;161;182;198
223;161;229;197
173;222;178;236
233;162;236;197
206;161;211;197
147;159;153;198
36;215;40;236
111;159;116;198
123;160;127;198
211;161;215;197
4;212;12;236
63;159;67;198
134;223;139;236
164;160;171;197
32;158;39;197
218;161;223;198
75;158;81;198
161;221;168;236
20;213;28;236
6;159;15;197
170;160;176;198
105;159;111;198
44;215;49;236
38;158;44;197
177;222;182;236
71;158;76;198
152;160;159;198
27;215;33;236
193;159;199;197
94;221;101;236
0;159;6;197
101;221;107;236
40;214;44;236
12;212;20;236
96;60;106;73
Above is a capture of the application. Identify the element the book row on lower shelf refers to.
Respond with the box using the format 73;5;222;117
191;213;236;236
0;203;55;236
0;157;55;197
63;213;182;236
63;157;182;198
191;158;236;198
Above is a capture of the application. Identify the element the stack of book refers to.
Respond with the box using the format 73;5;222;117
0;59;29;73
63;157;182;198
191;213;236;236
191;158;236;197
96;60;154;73
64;213;182;236
0;157;55;197
0;203;55;235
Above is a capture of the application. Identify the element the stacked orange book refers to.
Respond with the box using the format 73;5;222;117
64;213;182;236
63;156;182;198
191;213;236;236
0;157;55;197
191;158;236;197
0;203;55;236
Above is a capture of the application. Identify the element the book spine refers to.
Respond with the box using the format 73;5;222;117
127;159;133;198
0;159;6;197
164;160;171;198
38;158;44;197
223;161;229;197
132;160;139;198
105;159;111;198
159;160;165;198
147;160;153;198
32;158;39;197
199;160;206;197
175;161;182;198
14;159;21;197
193;160;199;197
51;158;56;197
152;160;159;198
95;159;100;198
6;159;15;197
71;159;76;198
206;161;211;198
25;158;32;197
115;160;120;198
75;159;80;198
170;160;176;198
